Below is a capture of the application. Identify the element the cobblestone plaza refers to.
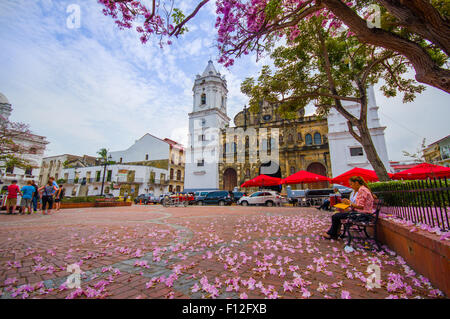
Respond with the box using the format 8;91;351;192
0;206;444;299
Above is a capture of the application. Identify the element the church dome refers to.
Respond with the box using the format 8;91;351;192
0;92;10;105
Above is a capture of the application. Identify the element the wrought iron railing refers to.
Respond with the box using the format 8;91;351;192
372;178;449;231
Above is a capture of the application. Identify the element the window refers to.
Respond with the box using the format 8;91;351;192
29;147;37;154
288;134;293;143
290;166;296;175
221;96;225;107
197;159;205;167
145;154;149;160
350;147;364;157
177;170;181;181
96;171;101;182
170;168;174;179
201;93;206;105
297;133;302;141
6;165;14;174
169;185;173;192
160;173;166;181
314;132;322;145
176;185;181;193
25;168;33;176
198;135;206;142
107;170;112;182
201;118;206;126
245;169;250;177
305;134;313;146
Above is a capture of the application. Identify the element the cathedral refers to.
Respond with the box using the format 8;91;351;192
184;61;391;192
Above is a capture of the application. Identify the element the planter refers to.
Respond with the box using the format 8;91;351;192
94;201;132;207
61;202;95;209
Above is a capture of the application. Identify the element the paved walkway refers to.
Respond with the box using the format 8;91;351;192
0;205;445;299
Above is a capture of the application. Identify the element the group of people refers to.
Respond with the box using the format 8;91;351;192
4;176;65;215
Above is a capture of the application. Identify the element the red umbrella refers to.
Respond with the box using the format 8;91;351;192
392;163;450;180
281;170;330;184
331;167;392;187
241;174;282;188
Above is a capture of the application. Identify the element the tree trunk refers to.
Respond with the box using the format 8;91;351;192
356;123;391;181
323;0;450;94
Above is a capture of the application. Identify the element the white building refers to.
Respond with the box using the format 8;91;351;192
327;86;392;176
0;92;48;189
184;60;231;192
62;133;185;197
62;164;169;198
39;154;97;186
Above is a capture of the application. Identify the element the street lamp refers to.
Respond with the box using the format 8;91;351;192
100;155;112;196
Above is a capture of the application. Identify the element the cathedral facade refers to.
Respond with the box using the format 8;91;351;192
218;101;331;192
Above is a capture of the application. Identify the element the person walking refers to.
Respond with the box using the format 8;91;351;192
20;181;35;214
6;180;22;214
38;180;58;215
54;185;65;211
31;180;39;213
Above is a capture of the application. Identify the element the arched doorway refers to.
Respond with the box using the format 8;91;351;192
223;168;237;191
307;162;329;189
259;161;282;192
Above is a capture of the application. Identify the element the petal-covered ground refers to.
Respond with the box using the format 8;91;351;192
0;205;445;299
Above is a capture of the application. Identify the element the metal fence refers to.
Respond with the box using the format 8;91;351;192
373;178;450;231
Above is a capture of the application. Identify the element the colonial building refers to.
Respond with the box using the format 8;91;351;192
62;163;170;198
0;92;48;189
39;154;97;186
218;101;331;191
184;60;230;192
423;134;450;167
107;133;185;195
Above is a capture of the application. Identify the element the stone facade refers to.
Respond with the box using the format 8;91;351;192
424;135;450;167
218;101;331;192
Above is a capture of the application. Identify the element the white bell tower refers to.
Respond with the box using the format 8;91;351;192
184;60;230;191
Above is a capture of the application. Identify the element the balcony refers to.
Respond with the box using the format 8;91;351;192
116;177;144;184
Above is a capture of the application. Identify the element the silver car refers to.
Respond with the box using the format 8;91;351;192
238;191;283;207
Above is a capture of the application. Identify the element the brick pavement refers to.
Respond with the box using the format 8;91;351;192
0;205;445;299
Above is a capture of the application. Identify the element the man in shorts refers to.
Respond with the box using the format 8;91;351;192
20;181;35;214
6;180;22;214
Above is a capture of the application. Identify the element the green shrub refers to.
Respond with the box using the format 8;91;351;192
62;196;104;203
369;179;449;207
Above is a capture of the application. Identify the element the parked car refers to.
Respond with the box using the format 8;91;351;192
0;194;23;213
232;191;245;203
194;190;214;204
238;191;283;207
134;193;155;204
197;190;233;206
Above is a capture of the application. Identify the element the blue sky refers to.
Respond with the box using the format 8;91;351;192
0;0;449;162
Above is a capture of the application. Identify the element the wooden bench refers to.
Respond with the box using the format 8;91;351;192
341;199;383;251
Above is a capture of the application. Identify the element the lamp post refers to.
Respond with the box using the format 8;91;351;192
100;155;112;196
